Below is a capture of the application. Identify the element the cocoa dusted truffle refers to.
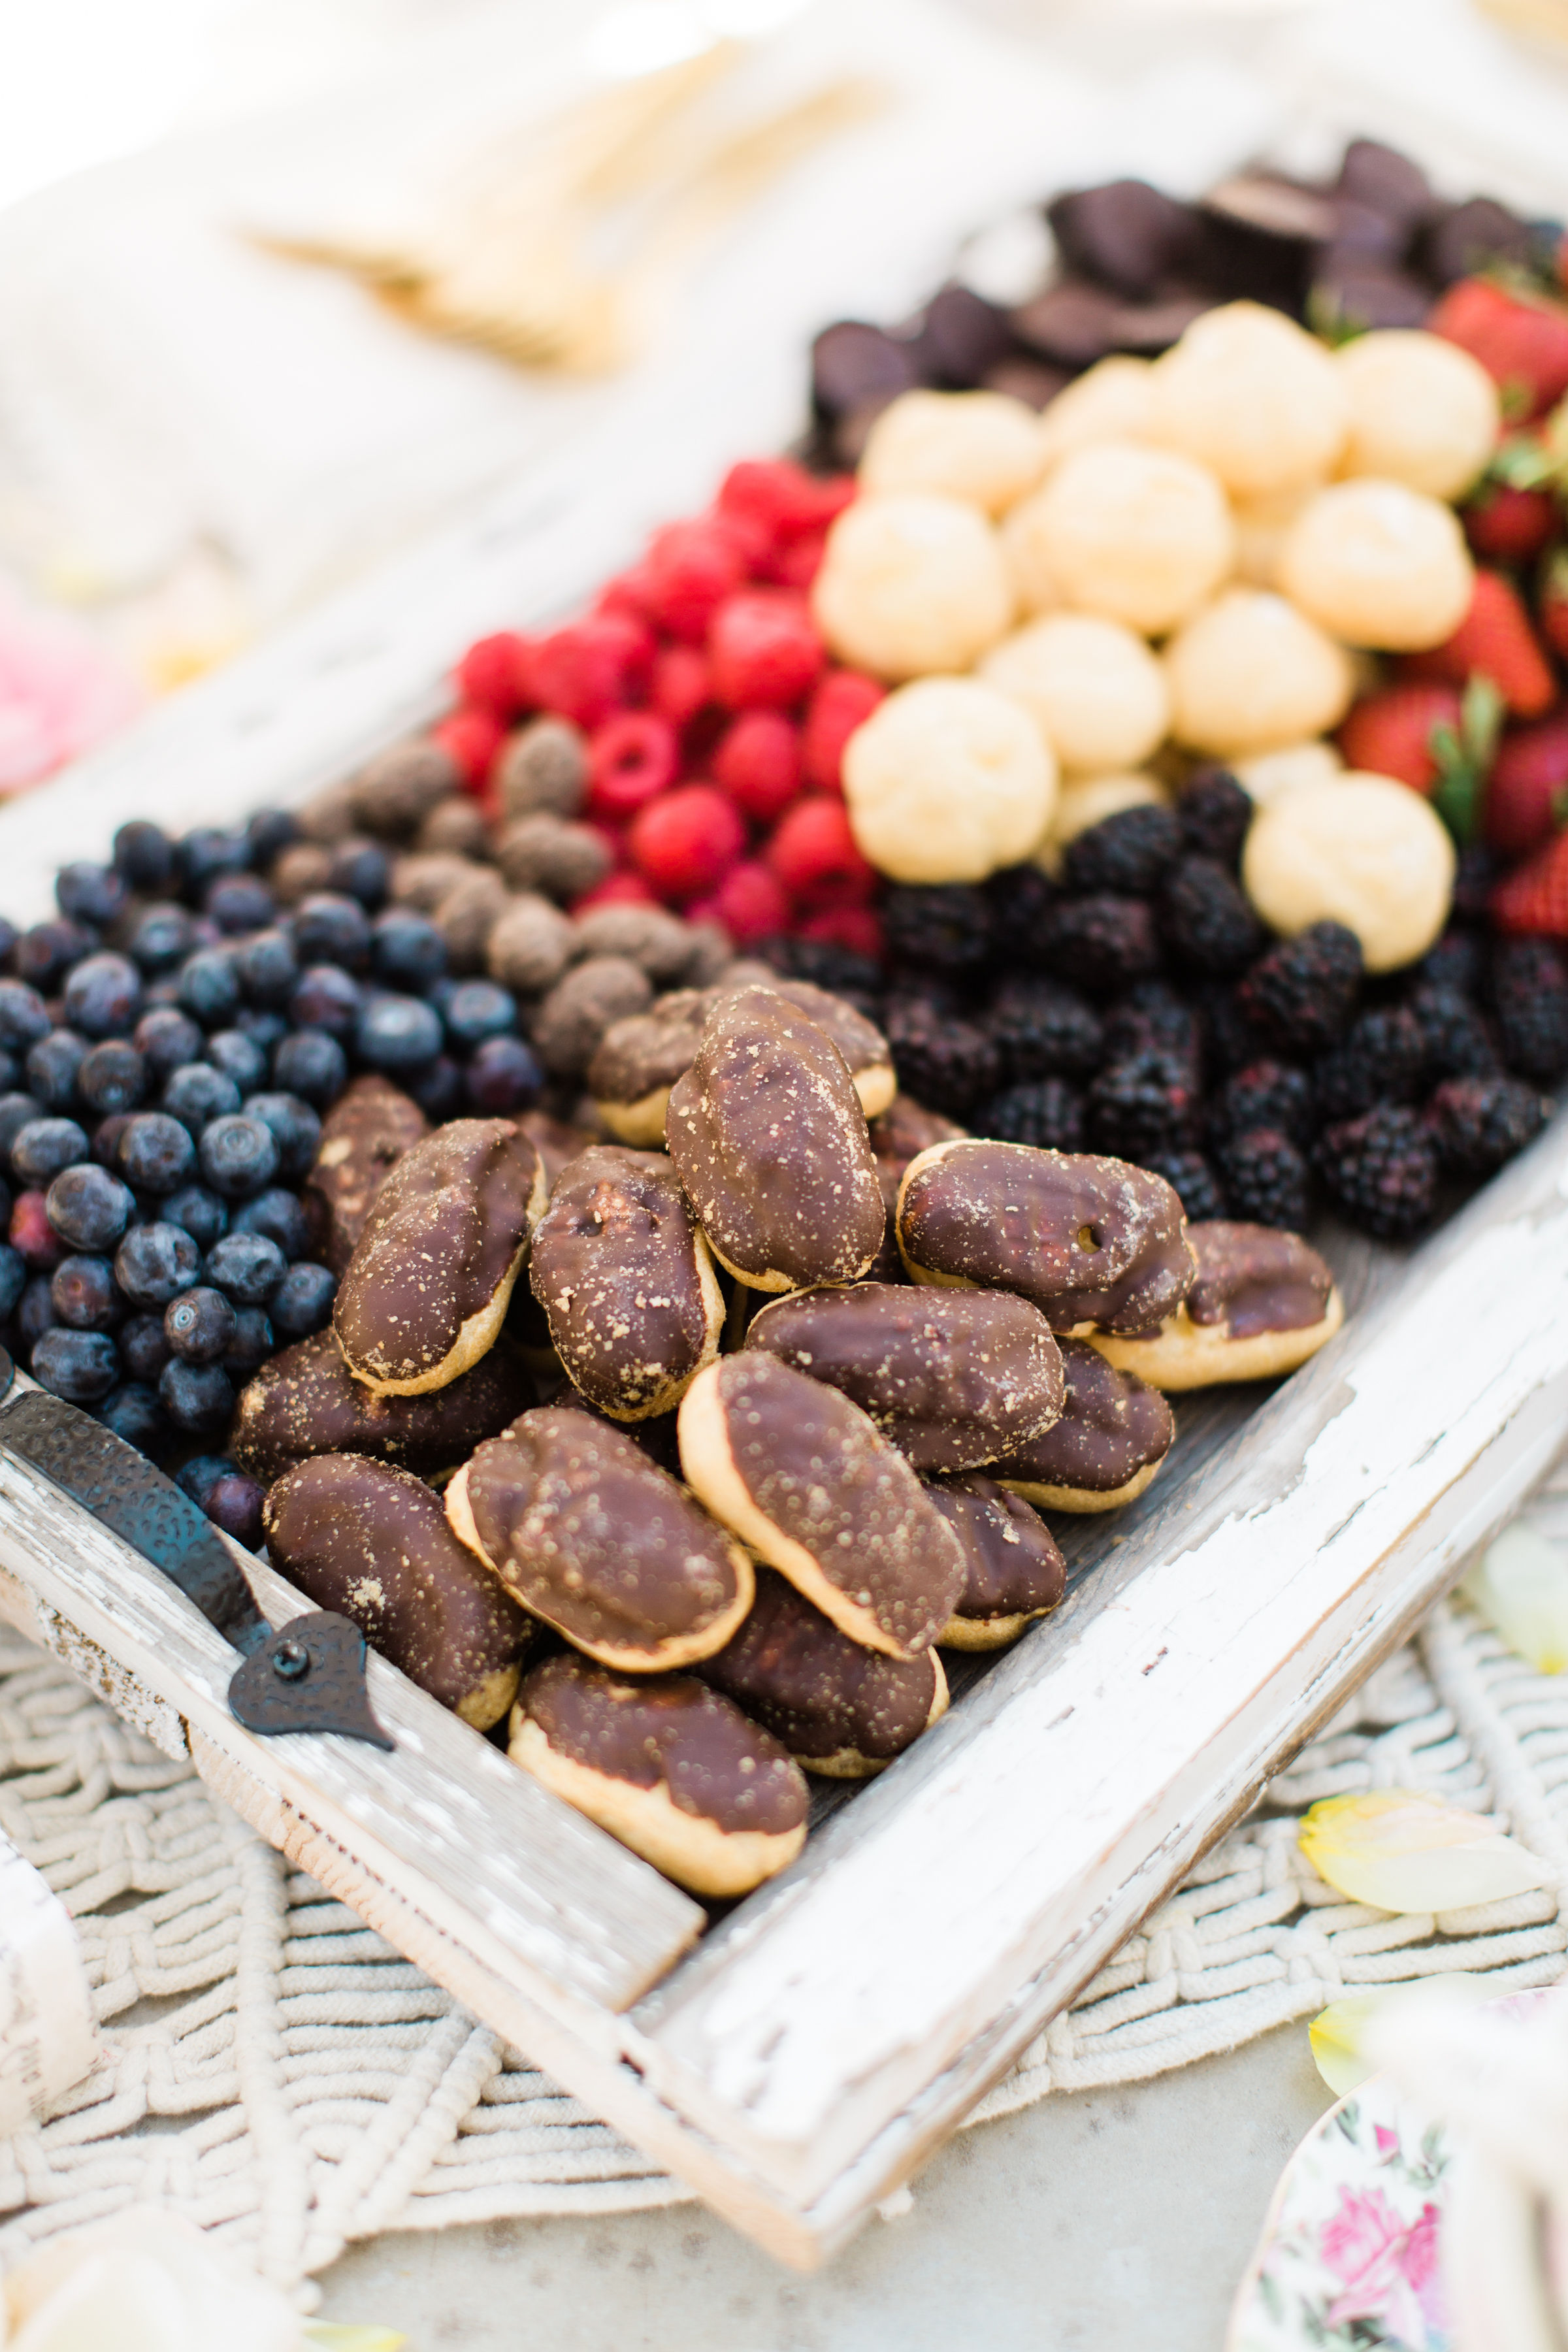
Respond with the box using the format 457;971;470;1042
304;1073;429;1276
990;1335;1173;1512
1088;1219;1343;1390
923;1473;1066;1648
229;1329;533;1484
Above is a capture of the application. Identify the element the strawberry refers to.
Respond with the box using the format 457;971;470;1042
1338;683;1463;791
1463;482;1557;563
1429;276;1568;421
1539;551;1568;662
1492;828;1568;935
1485;707;1568;853
1399;568;1556;717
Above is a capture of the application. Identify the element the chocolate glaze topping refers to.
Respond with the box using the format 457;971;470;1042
923;1473;1066;1619
898;1139;1196;1335
264;1454;532;1715
305;1074;429;1276
706;1354;965;1652
587;988;708;1111
755;975;890;1086
697;1565;938;1763
462;1406;745;1655
519;1109;599;1192
743;1281;1064;1472
666;988;885;1288
520;1652;808;1835
530;1146;717;1418
990;1336;1174;1493
230;1330;533;1484
868;1094;967;1179
335;1118;541;1383
1187;1220;1335;1339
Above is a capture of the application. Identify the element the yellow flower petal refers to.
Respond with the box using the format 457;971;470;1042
1463;1524;1568;1674
1298;1789;1556;1913
1309;1971;1492;2097
302;2329;406;2352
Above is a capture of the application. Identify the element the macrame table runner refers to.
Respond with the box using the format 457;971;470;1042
5;1465;1568;2300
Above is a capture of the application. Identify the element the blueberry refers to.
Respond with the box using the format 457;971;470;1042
235;1009;289;1058
91;1114;137;1173
410;1055;464;1121
113;1109;194;1196
356;992;443;1075
372;908;448;991
128;904;197;974
115;1220;201;1308
56;862;128;929
231;1188;310;1259
199;1113;280;1199
204;1230;285;1305
0;1096;41;1164
15;923;95;994
112;819;175;894
46;1163;133;1252
25;1030;86;1111
327;840;390;910
79;1041;146;1116
246;808;299;868
175;828;250;902
51;1255;123;1331
176;1455;233;1511
97;1382;167;1455
12;1118;90;1188
158;1357;233;1433
162;1063;242;1135
443;979;517;1053
204;1467;266;1547
63;954;141;1039
294;892;371;970
235;926;298;1007
0;981;52;1054
241;1092;319;1181
465;1034;544;1115
0;1051;19;1097
176;948;241;1030
163;1183;229;1250
18;1275;56;1350
288;964;361;1040
270;1260;335;1338
134;1007;204;1079
272;1026;346;1108
0;919;16;970
32;1328;118;1404
204;1028;267;1095
222;1307;274;1378
164;1284;237;1364
206;874;276;936
119;1313;171;1383
0;1246;25;1322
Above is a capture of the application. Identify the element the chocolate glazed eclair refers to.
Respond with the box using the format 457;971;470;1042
264;1454;534;1727
989;1336;1174;1513
896;1137;1197;1336
446;1406;753;1670
1088;1221;1343;1390
509;1652;809;1897
923;1473;1066;1649
229;1330;535;1486
335;1119;547;1396
678;1353;966;1657
529;1146;723;1421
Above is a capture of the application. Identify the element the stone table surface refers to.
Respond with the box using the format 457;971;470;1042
315;2022;1335;2351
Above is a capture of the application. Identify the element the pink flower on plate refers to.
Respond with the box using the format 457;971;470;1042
0;589;141;793
1322;2185;1448;2340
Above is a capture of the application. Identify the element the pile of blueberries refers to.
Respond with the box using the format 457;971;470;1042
0;809;547;1533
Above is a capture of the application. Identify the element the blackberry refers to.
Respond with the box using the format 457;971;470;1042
1159;858;1264;975
1061;806;1183;898
1427;1075;1549;1177
1197;983;1267;1079
1418;930;1484;999
1085;1050;1198;1160
1209;1060;1315;1149
754;934;882;1009
883;998;1002;1118
1491;938;1568;1081
1404;985;1497;1083
979;1077;1085;1151
1036;896;1160;994
985;975;1103;1081
881;884;994;974
1176;766;1251;868
1238;923;1362;1054
1452;842;1501;926
1214;1126;1311;1230
1143;1150;1226;1223
1102;981;1201;1079
985;864;1058;966
1316;1106;1437;1241
1313;1006;1426;1120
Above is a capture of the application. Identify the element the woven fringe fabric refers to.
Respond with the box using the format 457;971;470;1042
6;1495;1568;2294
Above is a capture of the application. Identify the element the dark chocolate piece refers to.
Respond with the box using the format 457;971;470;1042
263;1453;533;1727
665;988;885;1292
990;1336;1173;1503
529;1145;721;1420
230;1329;534;1484
696;1565;942;1774
1046;180;1203;298
811;320;923;418
744;1281;1063;1472
1187;1220;1334;1339
924;1472;1066;1642
305;1074;429;1277
898;1138;1196;1335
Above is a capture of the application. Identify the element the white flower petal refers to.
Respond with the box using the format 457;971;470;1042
1464;1524;1568;1674
1299;1789;1557;1914
1309;1970;1493;2096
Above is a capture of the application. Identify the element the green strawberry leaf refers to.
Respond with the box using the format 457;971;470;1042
1430;675;1503;847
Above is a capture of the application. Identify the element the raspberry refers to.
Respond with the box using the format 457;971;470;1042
710;591;824;710
1160;857;1264;975
713;711;802;825
595;565;655;621
1062;806;1183;898
986;975;1103;1080
629;784;745;904
766;796;877;906
884;998;1000;1117
455;632;531;721
651;644;711;728
883;885;994;974
981;1077;1085;1150
802;670;884;792
1144;1150;1226;1222
1238;923;1362;1054
1427;1074;1548;1175
796;905;885;961
1037;896;1160;993
1215;1127;1311;1230
587;712;679;821
1177;766;1252;868
762;531;828;591
570;871;657;916
718;459;855;541
1313;1006;1426;1120
644;519;745;643
525;614;654;728
692;862;792;946
1086;1051;1199;1159
432;708;505;794
1316;1106;1437;1240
